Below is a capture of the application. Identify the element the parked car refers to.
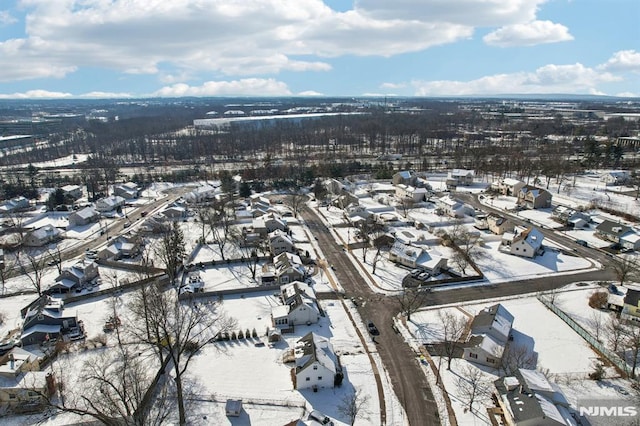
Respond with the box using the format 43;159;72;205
576;240;589;247
417;272;430;280
308;410;334;425
367;321;380;336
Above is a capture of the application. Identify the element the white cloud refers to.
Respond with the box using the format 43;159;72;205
79;91;133;99
0;0;502;82
598;50;640;73
0;10;17;25
483;20;573;47
297;90;324;96
356;0;547;26
0;89;73;99
412;62;620;96
380;82;406;90
151;78;292;97
615;92;639;98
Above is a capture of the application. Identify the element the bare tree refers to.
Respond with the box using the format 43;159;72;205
497;343;537;375
607;315;625;353
623;324;640;379
399;197;414;218
232;234;265;281
611;255;639;287
588;310;606;343
448;221;481;275
337;388;371;426
0;254;17;295
395;288;430;322
283;190;308;218
129;284;236;425
438;310;467;370
155;222;186;286
16;250;48;296
46;245;65;275
206;201;236;261
456;364;491;412
356;219;385;263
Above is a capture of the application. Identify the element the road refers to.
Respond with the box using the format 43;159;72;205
302;205;441;426
301;202;618;426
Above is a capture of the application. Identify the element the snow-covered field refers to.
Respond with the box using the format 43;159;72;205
405;284;638;425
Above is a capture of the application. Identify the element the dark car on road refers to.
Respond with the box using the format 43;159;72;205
367;321;380;336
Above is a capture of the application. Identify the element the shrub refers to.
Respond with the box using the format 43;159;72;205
588;292;608;309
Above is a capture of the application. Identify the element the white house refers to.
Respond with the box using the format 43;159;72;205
60;184;83;200
23;225;62;247
161;206;188;220
487;214;513;235
268;230;295;256
448;169;475;186
253;213;287;235
493;178;525;196
272;281;320;329
95;195;126;213
436;196;473;218
183;183;219;204
600;170;629;186
503;227;544;258
392;170;417;186
395;185;428;203
388;242;447;275
463;303;514;368
294;332;341;390
113;182;140;199
67;206;100;228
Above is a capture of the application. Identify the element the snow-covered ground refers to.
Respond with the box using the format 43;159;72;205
404;284;638;425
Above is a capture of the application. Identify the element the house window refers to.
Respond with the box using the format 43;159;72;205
515;247;519;251
305;377;310;381
523;249;527;254
487;358;496;363
469;353;478;359
318;376;322;380
313;365;318;370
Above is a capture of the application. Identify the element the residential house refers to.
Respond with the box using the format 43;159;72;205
436;196;473;218
262;252;306;285
388;242;447;275
463;303;514;368
0;196;30;214
139;216;171;234
474;213;489;230
332;192;359;210
447;169;475;186
392;170;417;186
113;182;140;199
183;183;219;204
49;260;99;293
323;178;346;195
516;186;552;210
60;184;83;201
493;369;576;426
395;185;428;203
595;220;631;244
20;296;81;346
95;195;125;213
621;284;640;323
502;227;544;258
620;231;640;251
487;214;513;235
98;234;142;260
0;347;54;412
23;225;62;247
269;230;296;256
600;170;629;186
161;205;188;220
271;281;320;329
253;213;288;235
493;178;525;196
551;206;589;228
294;332;342;390
67;206;100;228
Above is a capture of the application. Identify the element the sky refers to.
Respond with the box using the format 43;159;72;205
0;0;638;99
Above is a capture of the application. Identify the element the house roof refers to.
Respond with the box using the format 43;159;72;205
21;324;62;340
501;178;523;186
450;169;474;178
624;287;640;307
595;220;631;236
295;332;337;375
519;185;550;199
471;303;514;339
73;206;98;220
621;231;640;243
513;227;544;250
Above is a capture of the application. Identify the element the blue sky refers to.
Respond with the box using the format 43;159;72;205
0;0;638;98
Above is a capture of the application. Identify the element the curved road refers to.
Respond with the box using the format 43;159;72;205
302;201;617;426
